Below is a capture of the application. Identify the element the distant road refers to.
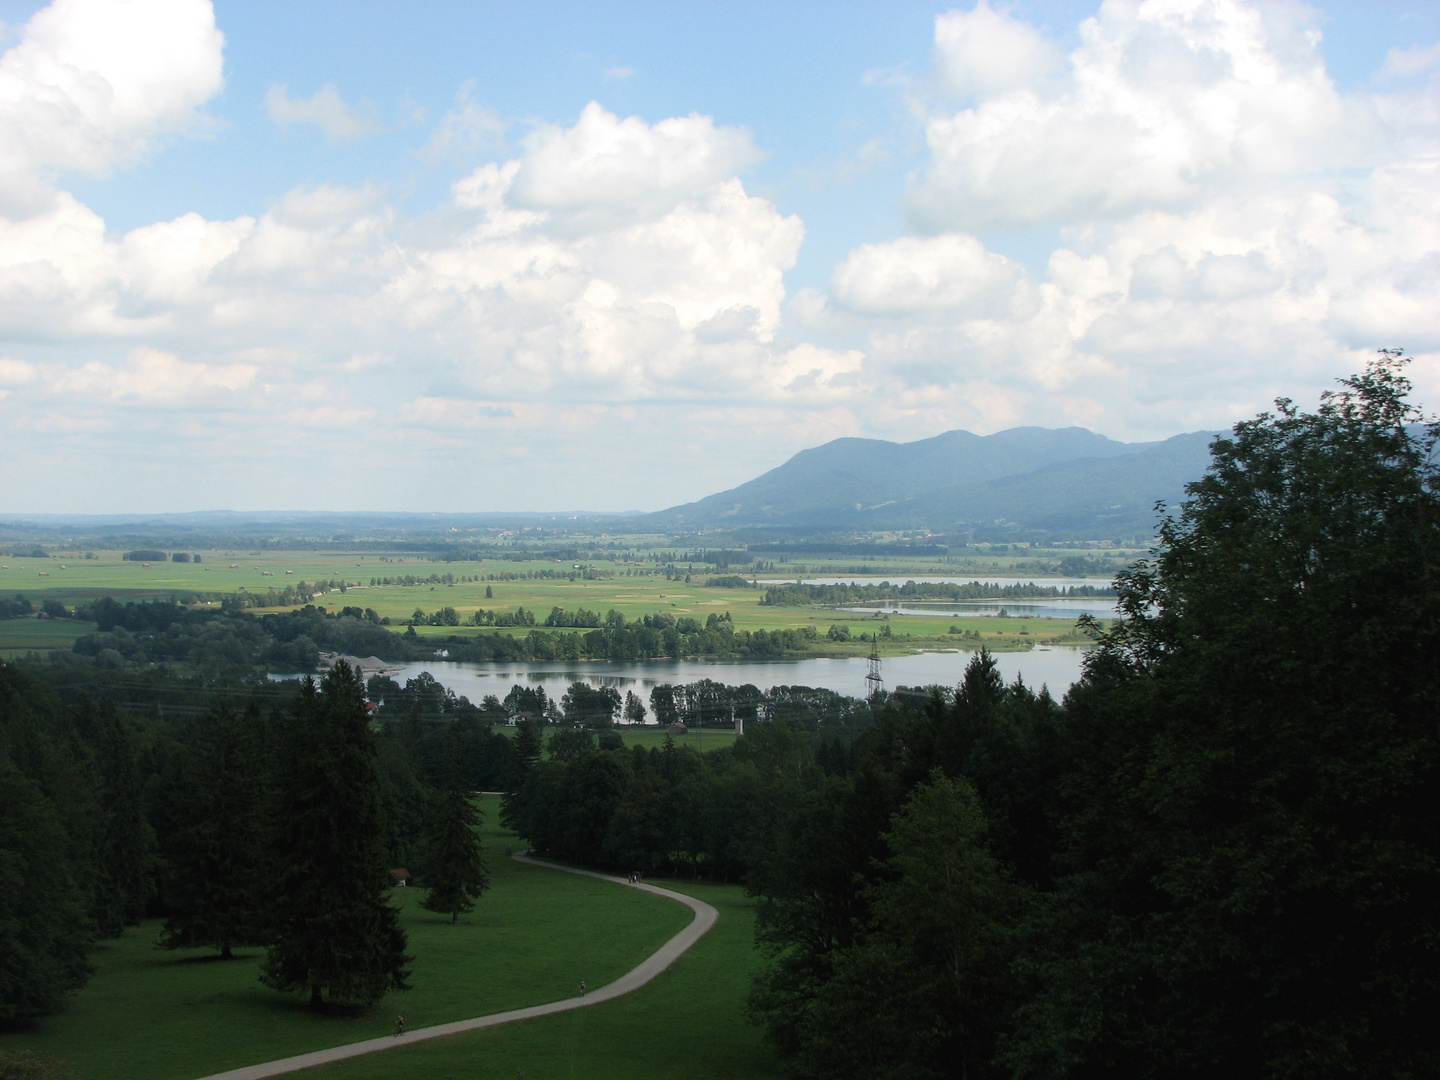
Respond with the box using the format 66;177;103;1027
192;855;718;1080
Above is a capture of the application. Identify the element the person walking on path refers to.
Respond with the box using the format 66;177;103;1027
394;1015;405;1037
578;980;586;997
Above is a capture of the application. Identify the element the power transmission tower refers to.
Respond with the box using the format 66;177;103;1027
865;640;883;700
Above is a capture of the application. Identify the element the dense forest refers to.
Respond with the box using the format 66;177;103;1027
14;598;818;672
0;659;524;1018
505;358;1440;1077
3;357;1437;1077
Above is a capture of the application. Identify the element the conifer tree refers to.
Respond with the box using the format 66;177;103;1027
0;664;94;1019
157;704;268;958
419;726;489;923
499;716;543;832
90;702;156;937
261;664;411;1009
1012;354;1440;1077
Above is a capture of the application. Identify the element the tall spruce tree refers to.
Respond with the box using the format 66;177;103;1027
499;717;543;833
157;704;268;958
419;726;489;923
1010;354;1440;1078
261;664;411;1009
89;702;156;938
0;663;94;1019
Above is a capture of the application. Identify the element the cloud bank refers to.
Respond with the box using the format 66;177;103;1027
0;0;1437;512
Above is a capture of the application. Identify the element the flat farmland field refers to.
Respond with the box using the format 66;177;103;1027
0;550;1103;655
0;617;98;657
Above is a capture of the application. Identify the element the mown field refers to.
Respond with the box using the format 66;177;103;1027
0;616;97;657
293;880;776;1080
0;797;769;1080
0;548;1108;656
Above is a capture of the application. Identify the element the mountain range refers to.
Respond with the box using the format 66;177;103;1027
649;426;1219;538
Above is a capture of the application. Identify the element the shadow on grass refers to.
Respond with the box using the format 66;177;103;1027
164;950;262;966
177;985;384;1024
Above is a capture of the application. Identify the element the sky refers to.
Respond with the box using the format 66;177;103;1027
0;0;1438;514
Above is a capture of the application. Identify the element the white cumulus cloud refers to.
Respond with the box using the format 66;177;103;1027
1;0;1437;512
0;0;223;212
53;346;257;401
932;0;1062;99
421;81;506;161
797;0;1440;443
265;83;383;142
508;101;764;226
907;0;1351;232
0;357;37;385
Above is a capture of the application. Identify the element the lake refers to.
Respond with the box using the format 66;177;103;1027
839;599;1118;620
757;576;1114;588
385;646;1090;703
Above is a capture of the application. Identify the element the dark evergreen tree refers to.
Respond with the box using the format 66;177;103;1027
499;716;543;833
419;726;489;923
0;764;93;1020
0;663;94;1019
156;704;267;958
261;664;411;1008
89;702;156;938
1010;354;1440;1079
777;773;1019;1080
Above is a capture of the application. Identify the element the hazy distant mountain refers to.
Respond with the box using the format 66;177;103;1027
650;427;1218;536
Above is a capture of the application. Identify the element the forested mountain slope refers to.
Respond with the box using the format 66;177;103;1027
651;426;1216;535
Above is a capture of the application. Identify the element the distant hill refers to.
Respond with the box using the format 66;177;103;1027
649;427;1218;537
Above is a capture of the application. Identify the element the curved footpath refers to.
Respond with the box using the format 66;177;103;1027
193;855;718;1080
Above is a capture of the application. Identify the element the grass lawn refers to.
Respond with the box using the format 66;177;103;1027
613;727;738;751
290;880;780;1080
0;798;692;1080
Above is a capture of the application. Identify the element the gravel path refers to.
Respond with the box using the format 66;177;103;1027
191;855;718;1080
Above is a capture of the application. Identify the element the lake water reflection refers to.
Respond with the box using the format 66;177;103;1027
759;576;1113;589
839;599;1118;620
386;646;1090;704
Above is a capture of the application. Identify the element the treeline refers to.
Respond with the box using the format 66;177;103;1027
71;602;395;673
761;580;1115;606
502;683;875;877
542;606;600;627
421;565;612;580
368;573;481;586
705;575;754;588
57;600;821;675
464;606;537;627
1;594;39;617
0;660;513;1019
224;579;351;609
501;357;1440;1078
748;540;950;556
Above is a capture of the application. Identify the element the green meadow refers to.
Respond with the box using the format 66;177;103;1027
0;797;742;1080
0;617;96;658
0;548;1106;657
293;881;777;1080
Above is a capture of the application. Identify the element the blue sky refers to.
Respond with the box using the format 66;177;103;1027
1;0;1438;512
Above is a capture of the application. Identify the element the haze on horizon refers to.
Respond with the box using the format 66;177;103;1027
0;0;1437;516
